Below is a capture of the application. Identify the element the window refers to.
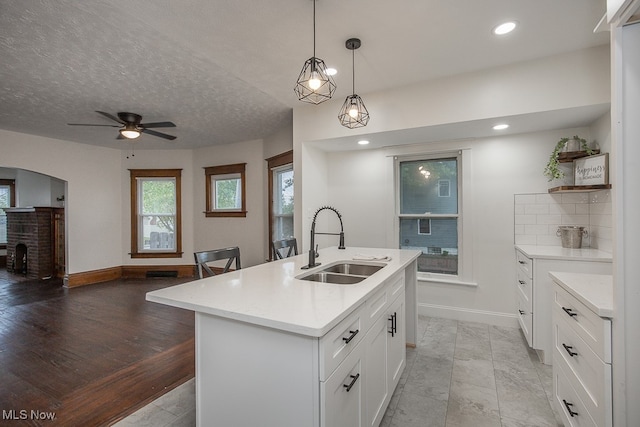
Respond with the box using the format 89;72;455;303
397;156;459;276
266;151;294;259
205;163;246;217
438;180;450;197
417;218;431;235
0;180;16;248
130;169;182;258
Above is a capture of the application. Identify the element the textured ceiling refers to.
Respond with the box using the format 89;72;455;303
0;0;608;150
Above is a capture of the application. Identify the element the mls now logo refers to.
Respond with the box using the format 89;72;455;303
2;409;56;420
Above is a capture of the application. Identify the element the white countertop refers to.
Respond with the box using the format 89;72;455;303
516;245;612;262
549;271;613;317
146;247;421;337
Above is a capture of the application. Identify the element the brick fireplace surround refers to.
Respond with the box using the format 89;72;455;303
5;207;57;280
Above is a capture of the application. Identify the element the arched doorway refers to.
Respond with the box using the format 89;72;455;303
0;167;67;280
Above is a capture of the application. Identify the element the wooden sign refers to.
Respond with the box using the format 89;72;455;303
574;153;609;185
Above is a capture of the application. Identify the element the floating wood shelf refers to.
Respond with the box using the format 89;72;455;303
548;184;612;193
557;149;600;163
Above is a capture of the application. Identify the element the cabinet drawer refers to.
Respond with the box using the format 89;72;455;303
387;271;405;302
517;291;533;347
554;358;598;427
363;271;405;332
516;268;532;307
364;285;388;329
553;284;612;363
321;339;364;427
554;318;611;426
515;250;533;279
320;305;365;381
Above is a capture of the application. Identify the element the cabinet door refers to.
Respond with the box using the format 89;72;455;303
388;291;406;392
364;313;388;427
321;340;364;427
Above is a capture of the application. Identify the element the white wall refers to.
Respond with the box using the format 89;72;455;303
319;125;607;325
192;139;267;267
293;45;610;143
0;129;122;274
1;124;292;276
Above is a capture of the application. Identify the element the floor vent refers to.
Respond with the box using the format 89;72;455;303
146;270;178;278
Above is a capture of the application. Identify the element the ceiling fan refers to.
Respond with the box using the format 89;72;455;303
68;111;177;140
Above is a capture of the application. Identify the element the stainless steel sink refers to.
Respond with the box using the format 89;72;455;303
298;272;366;284
297;261;386;284
322;262;384;276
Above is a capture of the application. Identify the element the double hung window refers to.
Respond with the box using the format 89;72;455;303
266;151;294;259
272;164;294;241
398;156;459;276
130;169;182;258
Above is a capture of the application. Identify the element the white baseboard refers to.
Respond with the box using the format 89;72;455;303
418;303;519;328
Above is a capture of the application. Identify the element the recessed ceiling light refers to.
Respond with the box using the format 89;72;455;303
493;124;509;130
326;67;337;76
493;21;517;35
357;140;370;145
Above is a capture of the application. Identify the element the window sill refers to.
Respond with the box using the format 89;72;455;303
204;211;247;218
130;252;184;259
418;275;477;287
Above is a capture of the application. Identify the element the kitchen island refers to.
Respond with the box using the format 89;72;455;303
147;246;420;427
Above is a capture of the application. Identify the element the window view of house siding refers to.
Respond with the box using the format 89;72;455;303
399;158;459;275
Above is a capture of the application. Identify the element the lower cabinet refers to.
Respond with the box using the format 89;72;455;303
514;248;611;364
321;272;407;427
362;289;405;427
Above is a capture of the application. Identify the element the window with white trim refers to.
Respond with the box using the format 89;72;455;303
397;156;459;276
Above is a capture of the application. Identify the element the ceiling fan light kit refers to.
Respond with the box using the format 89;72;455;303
338;38;370;129
294;0;335;104
120;123;141;139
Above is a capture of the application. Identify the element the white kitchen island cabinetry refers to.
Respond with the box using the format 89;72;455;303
514;245;611;365
147;247;420;427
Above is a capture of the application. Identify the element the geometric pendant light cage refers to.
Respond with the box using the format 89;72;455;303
338;38;370;128
294;0;336;104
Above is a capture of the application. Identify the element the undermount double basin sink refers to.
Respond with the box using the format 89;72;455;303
298;262;385;285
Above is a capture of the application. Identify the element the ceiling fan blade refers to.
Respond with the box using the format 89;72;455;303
96;110;125;124
141;128;177;140
67;123;120;127
140;121;176;128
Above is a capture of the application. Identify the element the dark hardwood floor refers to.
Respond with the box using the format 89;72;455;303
0;270;195;426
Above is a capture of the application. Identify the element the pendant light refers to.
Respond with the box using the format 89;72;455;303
294;0;336;104
338;38;369;128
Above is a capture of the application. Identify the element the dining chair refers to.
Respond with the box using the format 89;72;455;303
272;238;298;260
194;247;241;279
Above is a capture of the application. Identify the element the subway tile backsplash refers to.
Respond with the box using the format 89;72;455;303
514;190;612;253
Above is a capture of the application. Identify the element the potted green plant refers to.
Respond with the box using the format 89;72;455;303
543;135;596;181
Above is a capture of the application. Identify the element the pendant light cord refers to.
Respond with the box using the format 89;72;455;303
351;48;355;95
313;0;316;59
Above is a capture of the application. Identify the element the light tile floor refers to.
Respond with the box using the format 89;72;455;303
113;316;562;427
